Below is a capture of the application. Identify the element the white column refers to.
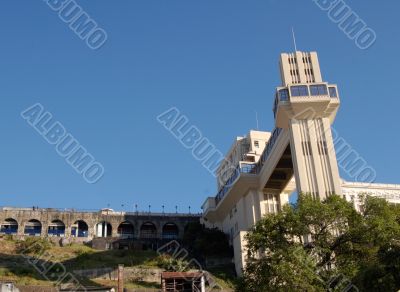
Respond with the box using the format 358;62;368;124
200;275;206;292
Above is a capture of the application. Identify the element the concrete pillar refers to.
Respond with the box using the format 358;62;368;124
200;275;206;292
279;192;289;210
17;221;25;236
118;264;124;292
156;222;162;239
177;223;184;239
289;118;342;200
41;223;48;237
111;224;119;238
64;226;71;238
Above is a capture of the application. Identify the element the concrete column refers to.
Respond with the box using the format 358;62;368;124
290;120;313;195
41;223;48;237
156;222;162;239
307;119;326;197
249;189;262;224
200;275;206;292
321;117;342;195
17;221;25;236
289;118;343;200
279;193;289;209
177;223;184;239
118;264;124;292
111;224;119;238
64;226;71;238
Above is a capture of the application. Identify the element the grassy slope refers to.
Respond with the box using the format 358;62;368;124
0;237;235;290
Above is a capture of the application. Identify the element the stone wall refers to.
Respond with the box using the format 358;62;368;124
0;208;200;241
73;267;163;283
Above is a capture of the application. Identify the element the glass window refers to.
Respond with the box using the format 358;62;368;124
290;85;309;97
279;89;289;101
254;141;259;148
329;87;338;98
310;85;328;96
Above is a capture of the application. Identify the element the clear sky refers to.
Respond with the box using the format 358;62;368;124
1;0;399;213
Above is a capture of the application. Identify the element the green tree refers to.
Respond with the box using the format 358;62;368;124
239;194;400;292
183;222;233;257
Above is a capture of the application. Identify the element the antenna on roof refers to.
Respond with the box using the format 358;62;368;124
292;27;298;52
255;111;259;130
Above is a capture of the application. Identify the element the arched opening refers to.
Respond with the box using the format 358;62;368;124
48;220;65;237
1;218;18;235
117;221;134;238
24;219;42;236
140;222;157;239
96;221;112;237
72;220;89;237
162;223;179;239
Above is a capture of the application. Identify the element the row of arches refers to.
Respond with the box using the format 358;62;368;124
0;218;180;239
95;221;179;239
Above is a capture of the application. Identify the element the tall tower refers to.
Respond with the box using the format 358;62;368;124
274;51;342;200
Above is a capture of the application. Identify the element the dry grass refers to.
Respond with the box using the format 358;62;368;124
0;238;235;290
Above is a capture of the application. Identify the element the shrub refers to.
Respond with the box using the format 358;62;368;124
16;237;52;255
155;254;190;272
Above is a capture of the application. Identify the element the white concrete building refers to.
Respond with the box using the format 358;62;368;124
202;51;400;276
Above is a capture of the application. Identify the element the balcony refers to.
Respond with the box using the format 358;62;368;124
274;83;340;129
202;197;216;213
210;128;283;209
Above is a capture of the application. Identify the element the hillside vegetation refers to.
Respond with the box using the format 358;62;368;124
0;236;236;290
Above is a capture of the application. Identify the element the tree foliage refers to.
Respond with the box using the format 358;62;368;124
183;222;233;258
239;194;400;292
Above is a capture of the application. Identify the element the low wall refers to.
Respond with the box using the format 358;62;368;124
16;286;57;292
73;267;163;284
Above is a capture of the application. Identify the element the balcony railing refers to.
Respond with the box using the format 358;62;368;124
214;128;283;206
256;127;282;171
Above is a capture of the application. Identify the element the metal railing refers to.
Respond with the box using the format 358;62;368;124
256;127;282;171
0;207;201;217
214;128;283;207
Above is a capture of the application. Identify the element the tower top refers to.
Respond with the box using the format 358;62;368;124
279;51;323;86
274;51;340;129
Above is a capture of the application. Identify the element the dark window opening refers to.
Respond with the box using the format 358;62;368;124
329;87;338;98
310;84;328;96
290;85;309;97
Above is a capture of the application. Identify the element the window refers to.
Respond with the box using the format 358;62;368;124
329;87;338;98
310;84;328;96
279;89;289;101
290;85;309;97
302;141;312;156
318;140;328;155
254;141;259;148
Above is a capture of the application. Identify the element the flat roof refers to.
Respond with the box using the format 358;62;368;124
161;272;203;279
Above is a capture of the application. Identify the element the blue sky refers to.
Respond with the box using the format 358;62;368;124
0;0;399;213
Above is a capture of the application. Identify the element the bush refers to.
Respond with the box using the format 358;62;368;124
155;254;190;272
16;237;52;255
3;234;15;241
183;222;233;258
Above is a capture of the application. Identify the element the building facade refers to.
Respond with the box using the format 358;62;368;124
202;51;400;276
0;207;200;248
